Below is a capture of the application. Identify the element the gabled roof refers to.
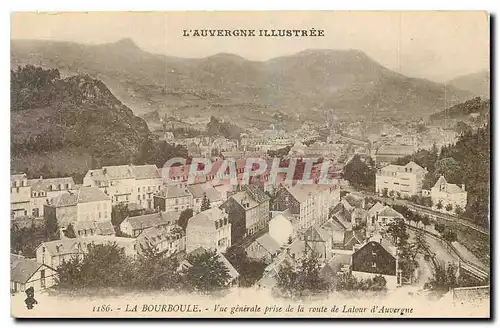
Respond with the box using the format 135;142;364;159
187;184;223;203
378;206;404;219
131;165;161;180
48;186;110;207
433;176;466;194
11;255;49;284
343;194;364;209
123;211;180;230
367;202;385;217
344;230;366;247
157;185;191;198
254;233;281;255
28;177;75;192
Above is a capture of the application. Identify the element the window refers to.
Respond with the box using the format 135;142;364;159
138;195;141;200
138;187;140;193
41;270;46;288
20;283;25;292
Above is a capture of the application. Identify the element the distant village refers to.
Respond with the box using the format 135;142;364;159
11;113;489;302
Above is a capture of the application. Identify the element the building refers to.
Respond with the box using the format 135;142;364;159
257;251;298;289
221;185;270;245
10;254;57;294
376;206;404;227
44;186;112;229
153;185;192;212
330;194;367;229
272;184;340;234
11;174;31;218
28;177;76;217
187;184;223;214
36;236;137;268
268;210;297;246
136;225;186;257
119;211;180;237
185;207;231;253
245;233;281;263
67;220;115;238
375;161;427;197
430;176;468;213
303;225;333;260
83;164;163;209
351;236;398;289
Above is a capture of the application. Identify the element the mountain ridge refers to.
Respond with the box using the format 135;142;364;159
11;38;474;128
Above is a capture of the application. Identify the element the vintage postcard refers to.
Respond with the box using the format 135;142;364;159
10;11;490;318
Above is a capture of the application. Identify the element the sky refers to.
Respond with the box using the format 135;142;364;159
11;11;490;81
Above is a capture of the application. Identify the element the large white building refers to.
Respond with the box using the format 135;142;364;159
185;207;231;253
83;164;163;209
375;161;427;197
44;186;112;229
430;176;468;213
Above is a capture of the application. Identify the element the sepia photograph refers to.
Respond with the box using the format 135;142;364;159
9;11;490;318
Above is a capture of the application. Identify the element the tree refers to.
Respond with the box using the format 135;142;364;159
183;248;231;291
420;215;430;228
436;200;443;210
343;155;376;190
201;193;211;211
135;242;181;290
413;229;429;256
381;188;389;198
388;190;395;198
225;247;266;287
45;215;59;241
434;157;462;185
386;218;409;247
442;229;457;244
178;208;194;232
277;250;328;296
424;262;458;292
57;243;133;289
287;236;293;244
434;222;446;234
445;203;453;212
454;206;464;217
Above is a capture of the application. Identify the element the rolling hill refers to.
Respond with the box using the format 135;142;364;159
446;70;490;98
11;38;473;128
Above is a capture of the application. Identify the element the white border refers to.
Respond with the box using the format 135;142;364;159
1;1;498;327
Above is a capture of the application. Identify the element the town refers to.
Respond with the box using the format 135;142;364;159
10;111;490;302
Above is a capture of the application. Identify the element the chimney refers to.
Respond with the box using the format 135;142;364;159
40;176;43;180
461;184;466;192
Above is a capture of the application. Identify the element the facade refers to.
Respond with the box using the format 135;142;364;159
153;185;192;212
10;254;57;294
375;161;427;197
185;207;231;253
83;164;163;208
221;185;270;245
11;174;31;218
303;225;333;260
119;211;180;237
351;238;398;289
44;186;111;229
28;177;76;217
430;176;468;213
36;236;137;268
